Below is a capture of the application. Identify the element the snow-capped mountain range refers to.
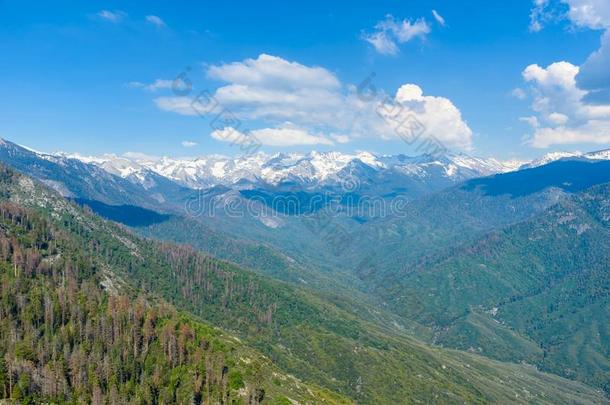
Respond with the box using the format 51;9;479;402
522;149;610;169
58;150;527;190
2;137;610;210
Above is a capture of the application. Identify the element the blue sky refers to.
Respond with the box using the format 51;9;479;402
1;0;609;159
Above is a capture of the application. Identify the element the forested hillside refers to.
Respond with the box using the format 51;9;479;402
0;164;607;404
0;166;350;404
377;182;610;392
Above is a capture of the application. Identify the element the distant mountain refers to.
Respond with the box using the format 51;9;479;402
521;149;610;169
0;138;192;211
62;148;525;191
0;138;369;295
0;138;542;244
0;138;533;222
463;159;610;197
6;138;610;207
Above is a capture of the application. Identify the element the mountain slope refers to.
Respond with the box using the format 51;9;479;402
134;214;366;296
0;139;192;211
0;167;349;404
377;182;610;392
463;160;610;197
343;160;610;297
0;164;606;404
161;160;610;304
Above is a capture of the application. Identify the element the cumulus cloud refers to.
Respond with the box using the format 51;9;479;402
145;15;166;28
530;0;610;31
97;10;126;23
565;0;610;103
181;140;198;147
363;15;431;55
527;1;610;103
521;0;610;147
564;0;610;29
520;61;610;147
526;122;610;146
390;84;473;149
155;54;473;150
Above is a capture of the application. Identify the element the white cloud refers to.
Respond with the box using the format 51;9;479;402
97;10;125;23
527;1;610;102
363;15;431;55
207;53;340;89
529;0;551;32
520;61;610;147
511;87;528;99
432;10;446;27
527;122;610;147
564;0;610;29
203;54;344;126
363;31;398;56
520;116;540;128
210;127;245;143
155;96;198;115
529;0;610;31
382;16;431;42
390;84;473;149
548;112;570;125
211;125;334;147
129;78;188;92
521;1;610;147
155;54;473;150
181;140;198;148
562;0;610;103
145;15;166;28
523;61;580;88
148;79;175;91
331;134;350;144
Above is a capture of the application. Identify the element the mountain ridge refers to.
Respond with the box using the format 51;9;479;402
56;147;526;189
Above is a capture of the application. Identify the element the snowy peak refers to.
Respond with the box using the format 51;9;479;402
523;151;582;169
56;149;527;190
522;149;610;169
585;149;610;160
6;137;610;202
